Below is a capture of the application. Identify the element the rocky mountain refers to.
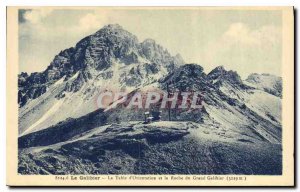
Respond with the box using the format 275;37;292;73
19;24;184;106
18;24;282;175
207;66;245;88
245;73;282;97
18;24;184;135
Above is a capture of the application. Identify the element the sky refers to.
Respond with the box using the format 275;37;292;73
19;8;282;78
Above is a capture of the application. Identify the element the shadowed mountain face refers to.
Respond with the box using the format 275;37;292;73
18;24;282;175
19;122;281;175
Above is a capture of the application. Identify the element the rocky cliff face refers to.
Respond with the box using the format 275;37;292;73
18;24;185;135
207;66;248;89
18;24;184;108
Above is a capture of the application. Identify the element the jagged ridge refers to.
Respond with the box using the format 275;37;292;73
18;24;184;107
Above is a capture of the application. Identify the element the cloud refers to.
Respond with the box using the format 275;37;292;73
19;10;108;73
20;11;109;41
78;13;103;31
199;22;282;78
18;10;282;78
224;23;259;45
23;9;53;24
223;23;281;46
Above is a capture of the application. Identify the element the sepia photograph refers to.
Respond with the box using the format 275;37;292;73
6;6;294;186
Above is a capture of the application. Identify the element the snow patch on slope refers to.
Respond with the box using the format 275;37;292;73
21;98;65;136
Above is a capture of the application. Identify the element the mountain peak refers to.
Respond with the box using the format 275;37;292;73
246;73;282;97
209;65;225;73
246;73;282;82
96;24;124;33
161;63;207;91
18;23;185;107
105;23;122;29
208;66;243;86
92;24;138;43
142;38;156;44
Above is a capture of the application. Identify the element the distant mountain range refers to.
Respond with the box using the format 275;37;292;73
245;73;282;97
18;24;282;175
